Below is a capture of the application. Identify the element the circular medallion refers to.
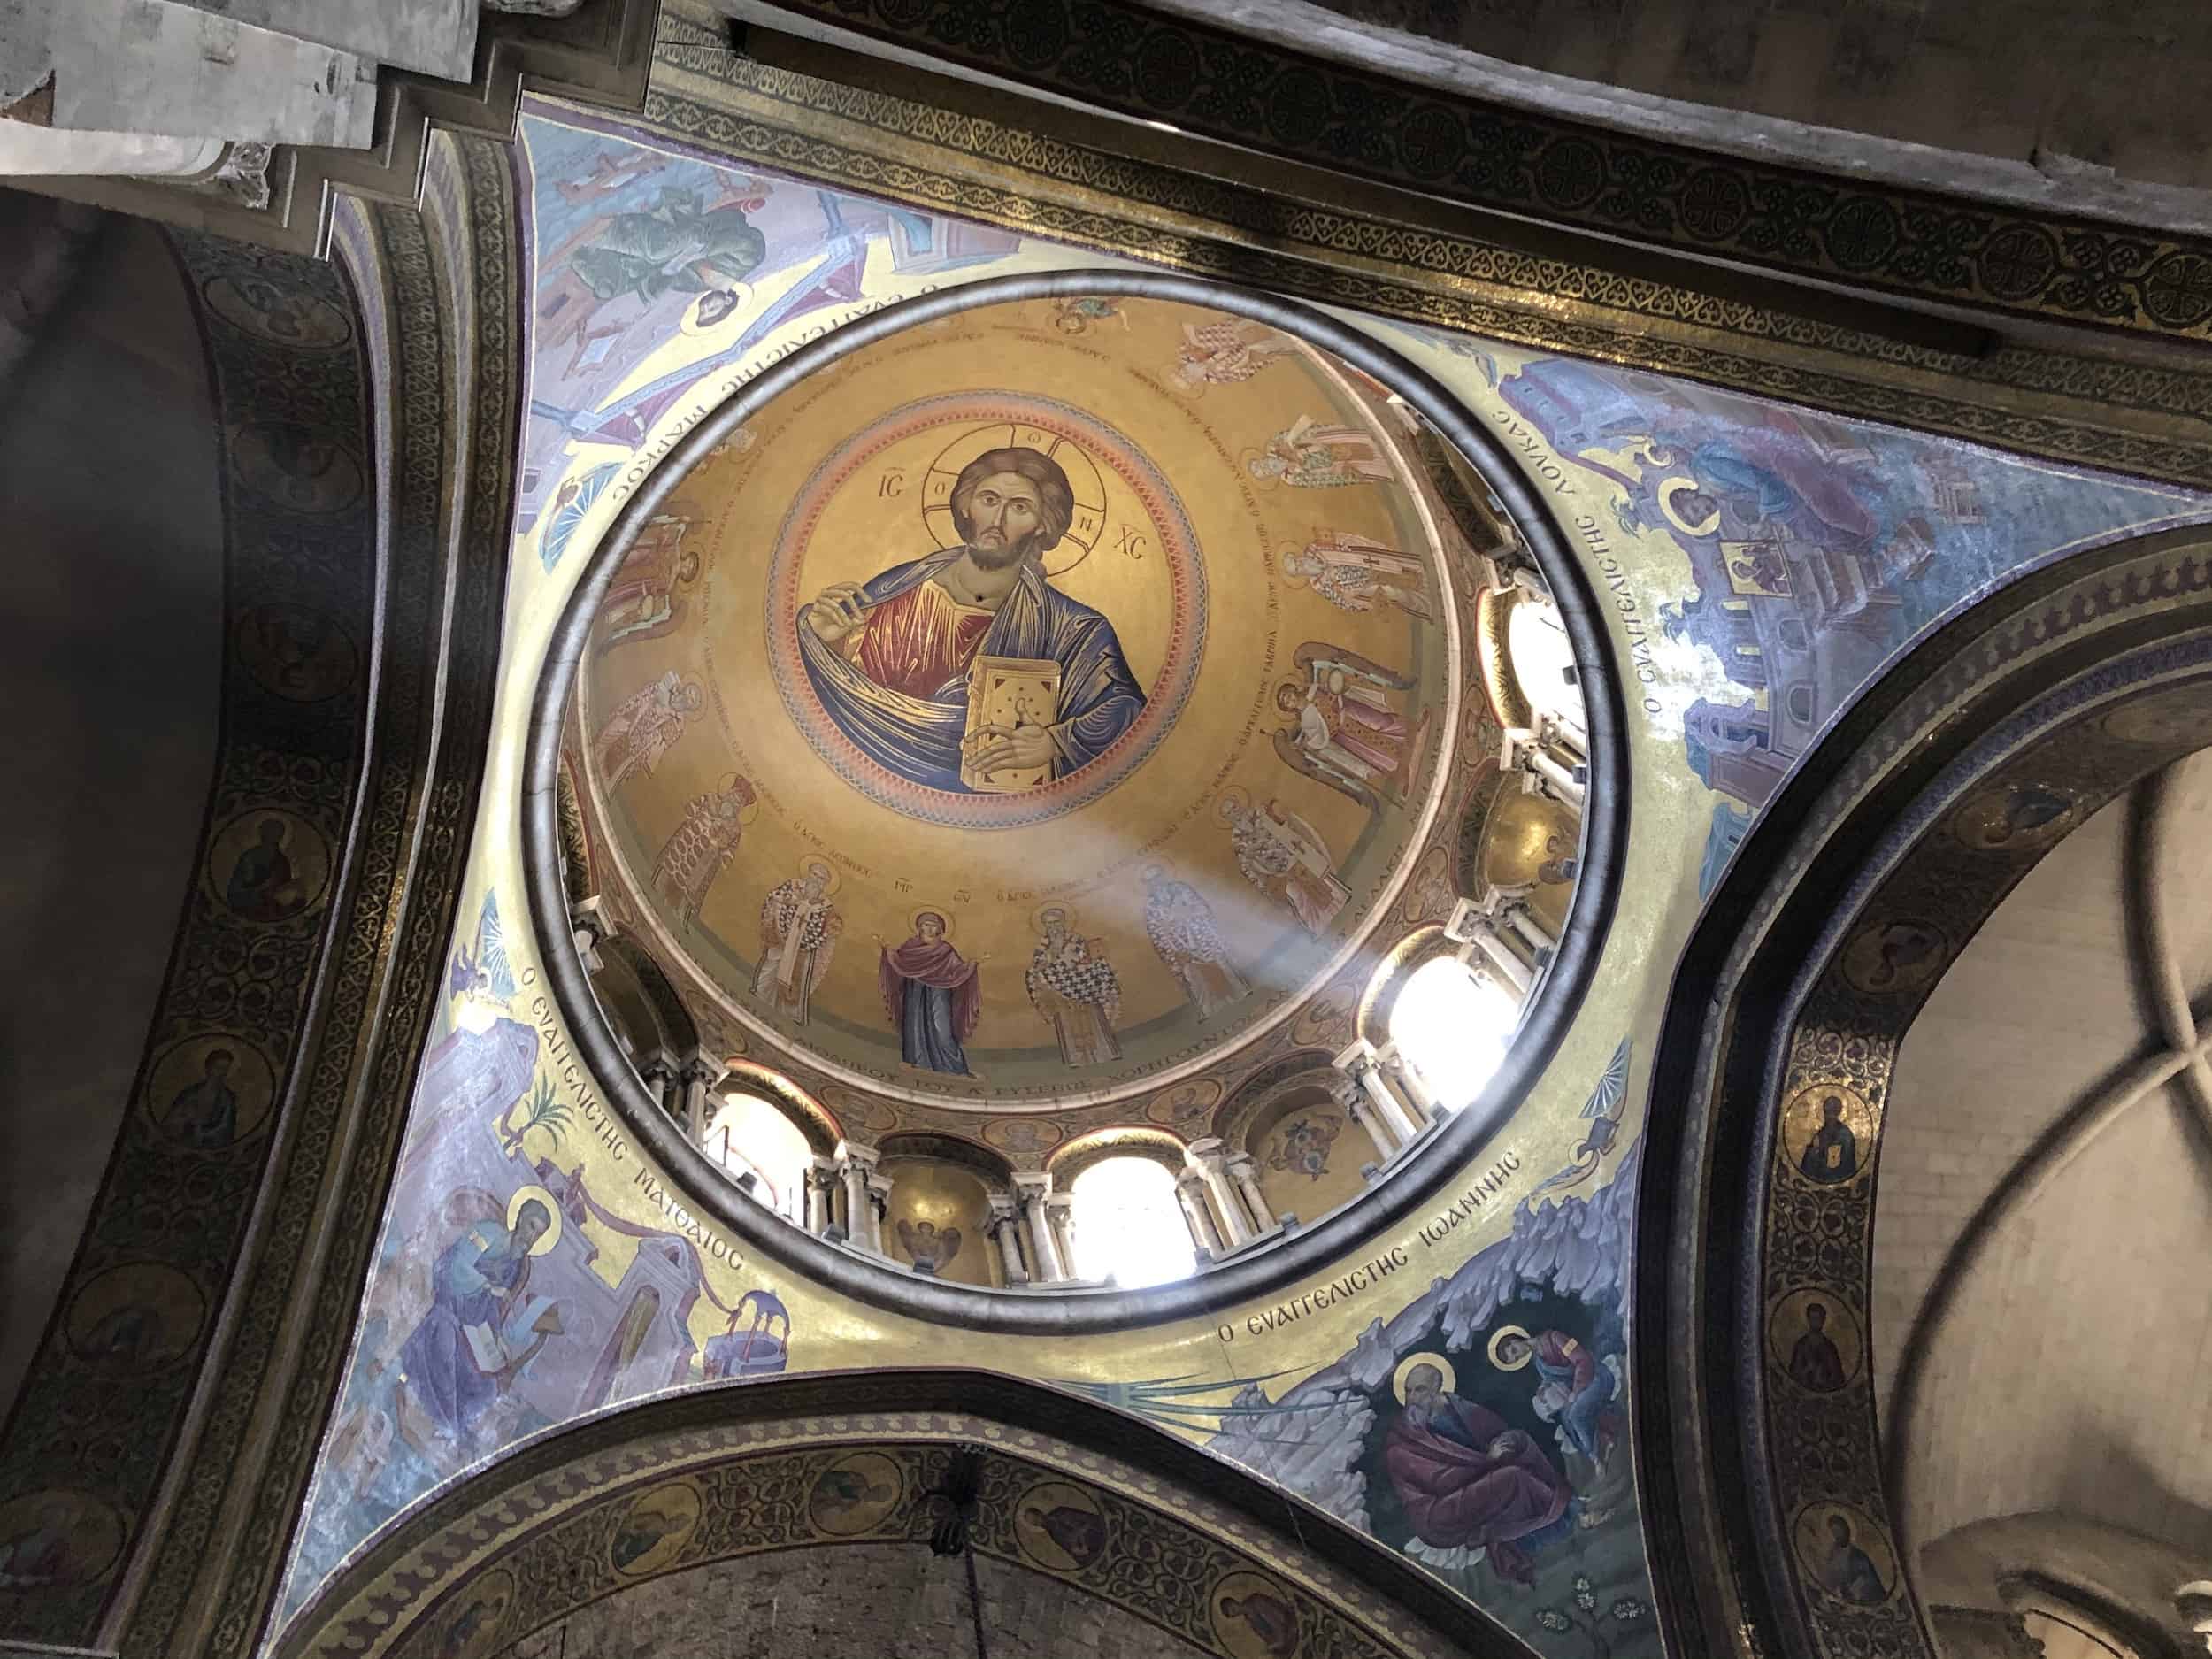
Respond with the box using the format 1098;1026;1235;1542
202;273;353;349
2101;680;2212;749
1210;1569;1302;1659
427;1566;514;1659
204;808;332;925
1780;1082;1878;1188
1767;1288;1863;1394
1012;1479;1108;1571
610;1480;703;1578
228;420;363;515
145;1032;277;1148
1839;918;1948;997
1948;780;2079;854
807;1449;903;1536
234;603;358;702
1791;1502;1898;1609
65;1263;206;1373
0;1489;127;1593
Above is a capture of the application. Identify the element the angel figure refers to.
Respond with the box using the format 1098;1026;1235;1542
595;510;703;657
1272;642;1429;809
1174;319;1297;388
594;670;704;790
651;772;756;929
1221;791;1351;936
1248;414;1391;489
895;1217;964;1276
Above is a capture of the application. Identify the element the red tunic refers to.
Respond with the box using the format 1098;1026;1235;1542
846;580;994;698
1383;1398;1571;1584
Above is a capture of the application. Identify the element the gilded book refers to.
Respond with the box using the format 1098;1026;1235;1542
961;655;1061;792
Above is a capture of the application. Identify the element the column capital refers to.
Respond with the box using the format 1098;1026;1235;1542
835;1141;881;1172
637;1050;678;1087
678;1053;726;1088
864;1173;891;1219
1332;1037;1380;1079
1010;1170;1054;1202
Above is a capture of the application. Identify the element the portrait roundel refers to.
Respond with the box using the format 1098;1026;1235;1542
1947;780;2079;854
146;1033;277;1149
2100;679;2212;749
201;273;353;349
427;1565;514;1659
0;1488;127;1594
1780;1082;1878;1188
65;1263;206;1373
1791;1502;1897;1609
234;603;358;702
807;1449;904;1536
1210;1568;1302;1659
1012;1480;1108;1571
1767;1288;1863;1394
228;420;365;516
610;1479;703;1578
204;808;332;926
766;393;1208;829
1840;918;1947;997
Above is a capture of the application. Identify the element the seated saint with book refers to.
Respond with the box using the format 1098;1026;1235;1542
796;446;1146;794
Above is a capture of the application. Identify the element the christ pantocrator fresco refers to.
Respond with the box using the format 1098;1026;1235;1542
795;446;1147;795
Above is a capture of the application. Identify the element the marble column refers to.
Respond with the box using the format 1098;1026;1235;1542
987;1194;1030;1286
570;895;609;974
1334;1042;1416;1149
1013;1173;1065;1282
836;1143;880;1254
1225;1152;1279;1236
638;1054;679;1119
678;1055;724;1147
804;1156;838;1235
1377;1042;1433;1123
1174;1171;1225;1260
1502;725;1586;810
1448;900;1536;996
1185;1140;1255;1248
1333;1079;1396;1165
1045;1194;1079;1279
1501;899;1557;959
864;1174;892;1256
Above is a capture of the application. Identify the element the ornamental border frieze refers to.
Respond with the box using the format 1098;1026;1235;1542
279;1379;1502;1659
0;238;378;1650
741;0;2212;349
1643;530;2212;1659
632;31;2212;487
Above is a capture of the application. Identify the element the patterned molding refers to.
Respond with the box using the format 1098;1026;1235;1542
636;35;2212;487
1636;529;2212;1659
276;1371;1515;1659
755;0;2212;345
0;237;378;1649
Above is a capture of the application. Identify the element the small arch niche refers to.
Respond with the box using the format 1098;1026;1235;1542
702;1092;813;1224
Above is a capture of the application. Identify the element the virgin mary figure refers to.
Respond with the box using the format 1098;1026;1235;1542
879;912;983;1076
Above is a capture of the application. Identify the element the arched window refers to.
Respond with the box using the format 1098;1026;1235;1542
702;1092;812;1223
1389;956;1519;1111
1506;596;1584;725
1070;1156;1194;1287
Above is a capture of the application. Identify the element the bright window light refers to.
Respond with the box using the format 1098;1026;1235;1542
1071;1156;1194;1287
1508;599;1585;726
1389;957;1517;1111
703;1092;811;1221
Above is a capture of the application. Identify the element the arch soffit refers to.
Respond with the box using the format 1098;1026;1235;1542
276;1370;1522;1659
1635;528;2212;1659
1048;1125;1187;1184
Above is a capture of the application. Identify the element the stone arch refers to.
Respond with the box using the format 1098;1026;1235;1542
1637;528;2212;1659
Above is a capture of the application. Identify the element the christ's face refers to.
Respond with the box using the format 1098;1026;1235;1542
965;471;1044;568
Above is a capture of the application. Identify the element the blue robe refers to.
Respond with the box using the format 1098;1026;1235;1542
400;1226;529;1443
797;550;1145;793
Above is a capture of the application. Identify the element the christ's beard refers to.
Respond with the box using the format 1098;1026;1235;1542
966;533;1037;572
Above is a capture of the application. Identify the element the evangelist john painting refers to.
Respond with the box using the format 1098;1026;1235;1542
796;445;1146;794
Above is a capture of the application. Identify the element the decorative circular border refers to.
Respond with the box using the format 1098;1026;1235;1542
522;270;1627;1333
757;390;1208;828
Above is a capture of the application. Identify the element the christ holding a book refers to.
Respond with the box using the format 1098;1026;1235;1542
796;445;1146;794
